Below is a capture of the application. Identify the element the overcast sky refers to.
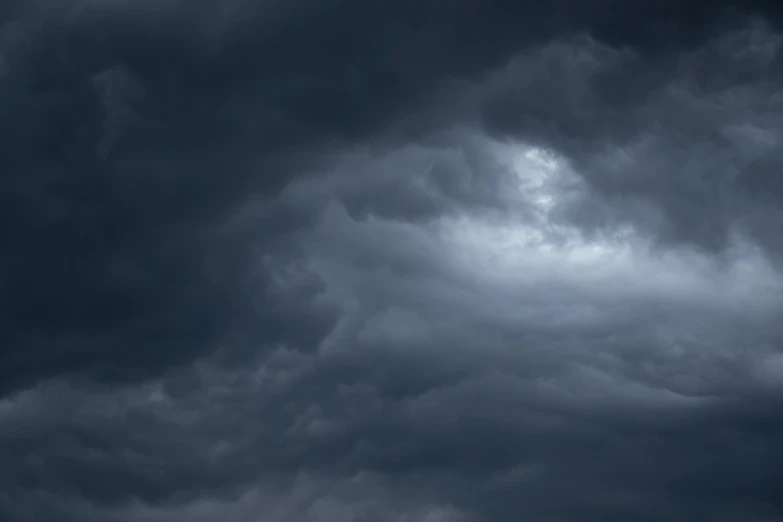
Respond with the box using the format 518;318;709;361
2;1;783;521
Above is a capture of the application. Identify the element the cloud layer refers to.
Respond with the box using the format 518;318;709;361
2;1;783;521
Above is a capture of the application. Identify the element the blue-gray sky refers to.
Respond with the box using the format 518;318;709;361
2;1;783;521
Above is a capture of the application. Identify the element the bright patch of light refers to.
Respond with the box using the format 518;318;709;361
438;141;783;315
443;140;625;274
504;143;562;213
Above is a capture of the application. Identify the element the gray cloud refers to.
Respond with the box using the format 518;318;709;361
479;21;783;256
2;2;783;522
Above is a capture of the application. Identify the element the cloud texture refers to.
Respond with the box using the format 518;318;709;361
2;1;783;521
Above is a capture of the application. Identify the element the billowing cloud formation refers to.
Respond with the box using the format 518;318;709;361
2;1;783;521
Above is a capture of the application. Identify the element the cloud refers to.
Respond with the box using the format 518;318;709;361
2;2;783;522
478;20;783;256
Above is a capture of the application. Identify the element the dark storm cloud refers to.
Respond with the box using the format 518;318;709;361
3;1;783;522
3;0;782;393
0;0;497;396
7;179;783;522
3;235;781;521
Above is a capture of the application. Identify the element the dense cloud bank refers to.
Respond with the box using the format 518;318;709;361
2;1;783;521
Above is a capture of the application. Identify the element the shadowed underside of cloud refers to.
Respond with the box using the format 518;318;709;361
2;1;783;521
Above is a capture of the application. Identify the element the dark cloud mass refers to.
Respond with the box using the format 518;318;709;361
2;1;783;521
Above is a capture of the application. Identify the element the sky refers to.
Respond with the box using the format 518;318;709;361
1;1;783;521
